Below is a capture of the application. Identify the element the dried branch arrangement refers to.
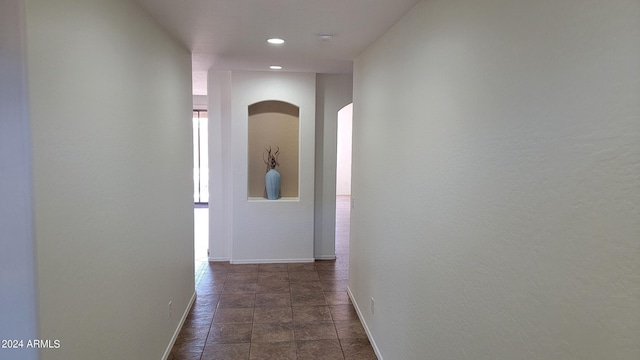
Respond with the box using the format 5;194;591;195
263;146;280;172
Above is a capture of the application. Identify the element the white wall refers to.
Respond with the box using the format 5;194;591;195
336;103;353;196
351;0;640;359
25;0;195;359
209;71;317;263
193;94;208;110
314;74;353;259
208;71;233;261
209;72;352;261
0;1;38;359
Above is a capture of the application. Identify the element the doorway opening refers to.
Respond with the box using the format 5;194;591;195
193;110;209;204
193;110;209;262
335;103;353;258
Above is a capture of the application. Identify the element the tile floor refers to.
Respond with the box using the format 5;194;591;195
169;196;377;359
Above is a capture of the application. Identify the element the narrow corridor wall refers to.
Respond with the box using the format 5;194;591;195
25;0;194;358
314;74;353;259
350;0;640;359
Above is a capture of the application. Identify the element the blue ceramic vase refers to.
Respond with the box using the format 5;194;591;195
265;168;281;199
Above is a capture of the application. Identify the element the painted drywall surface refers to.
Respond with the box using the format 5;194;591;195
314;74;353;259
210;72;352;261
0;1;39;359
193;94;208;110
25;0;194;359
351;0;640;359
208;71;233;261
336;104;353;196
230;71;316;262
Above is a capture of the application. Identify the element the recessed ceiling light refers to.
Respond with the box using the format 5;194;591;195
269;65;283;70
267;38;285;45
317;33;334;42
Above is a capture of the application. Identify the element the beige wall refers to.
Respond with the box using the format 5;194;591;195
351;0;640;359
248;101;300;198
25;0;194;358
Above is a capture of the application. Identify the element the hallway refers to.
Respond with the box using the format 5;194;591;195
169;196;376;359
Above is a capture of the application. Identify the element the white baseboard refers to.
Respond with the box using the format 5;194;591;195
209;256;231;262
230;258;315;264
314;255;337;260
347;287;383;360
162;291;196;360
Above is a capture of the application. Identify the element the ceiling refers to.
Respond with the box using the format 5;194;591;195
133;0;422;95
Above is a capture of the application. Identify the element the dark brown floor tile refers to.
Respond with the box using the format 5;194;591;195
294;322;338;340
324;292;352;305
296;340;345;360
249;341;296;360
314;261;337;270
175;325;210;344
197;268;229;281
207;323;253;344
251;323;294;343
291;292;327;306
192;294;220;309
292;306;332;323
253;307;293;323
201;343;250;360
198;282;226;294
207;268;231;276
340;338;377;360
183;317;213;328
315;261;350;271
321;280;349;292
229;264;259;273
207;261;231;271
218;294;256;308
288;263;316;272
318;270;349;281
198;272;225;281
171;336;206;354
226;272;258;282
184;198;356;358
258;272;289;282
334;321;368;339
258;263;289;272
288;271;320;282
329;305;359;321
255;293;292;308
184;309;214;327
202;270;218;280
289;281;324;293
256;280;290;293
223;282;258;294
213;308;254;324
187;306;216;317
168;349;203;360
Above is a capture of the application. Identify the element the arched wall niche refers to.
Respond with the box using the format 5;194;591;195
247;100;300;198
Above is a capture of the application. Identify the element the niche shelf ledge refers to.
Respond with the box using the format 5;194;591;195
248;197;300;202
